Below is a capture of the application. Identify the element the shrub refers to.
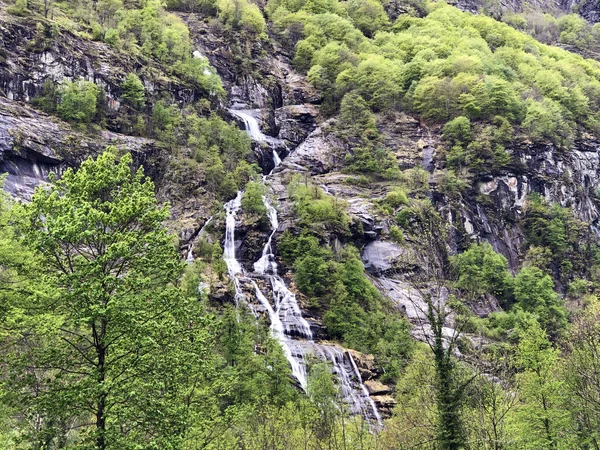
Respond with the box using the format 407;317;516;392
120;73;146;110
450;242;512;300
388;225;405;243
442;116;472;147
57;79;101;124
384;188;410;208
513;266;567;337
241;181;267;217
217;0;267;36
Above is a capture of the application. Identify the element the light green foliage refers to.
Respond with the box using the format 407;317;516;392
450;242;512;300
289;179;350;234
0;181;38;336
382;345;437;447
0;187;30;448
72;0;226;96
7;0;28;15
563;298;600;448
173;56;225;96
345;0;389;37
504;11;600;56
442;116;471;147
217;0;267;36
120;72;145;109
508;318;573;449
384;188;409;208
523;98;574;146
513;267;567;338
186;113;255;198
242;181;267;217
114;0;191;63
1;151;215;447
388;224;405;243
57;79;101;123
269;0;600;146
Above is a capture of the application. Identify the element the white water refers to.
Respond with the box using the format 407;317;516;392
223;192;245;307
229;109;282;172
220;112;381;423
224;192;243;277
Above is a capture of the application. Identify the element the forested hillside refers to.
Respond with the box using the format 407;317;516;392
2;0;600;447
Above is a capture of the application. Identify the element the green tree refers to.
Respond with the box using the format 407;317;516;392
563;298;600;448
339;91;379;141
513;267;567;337
241;181;267;218
345;0;389;37
3;150;214;449
120;73;146;110
450;242;512;301
442;116;472;147
509;317;573;449
57;79;102;124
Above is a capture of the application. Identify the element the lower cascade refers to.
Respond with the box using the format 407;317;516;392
221;113;382;424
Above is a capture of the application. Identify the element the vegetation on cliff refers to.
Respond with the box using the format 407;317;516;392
4;0;600;447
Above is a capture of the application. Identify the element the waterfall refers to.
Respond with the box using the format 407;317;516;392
253;194;381;422
229;109;282;172
223;192;245;306
229;109;266;142
224;192;243;277
220;110;381;424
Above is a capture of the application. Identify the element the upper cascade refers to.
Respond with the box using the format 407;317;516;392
229;108;284;173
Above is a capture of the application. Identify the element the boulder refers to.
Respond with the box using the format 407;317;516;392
275;104;318;145
364;380;393;395
362;240;405;275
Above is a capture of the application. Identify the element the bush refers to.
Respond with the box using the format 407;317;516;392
289;180;350;234
513;266;567;337
120;73;146;110
241;181;267;217
384;188;409;208
442;116;472;147
57;79;101;124
7;0;28;16
217;0;267;36
450;242;512;300
388;225;405;243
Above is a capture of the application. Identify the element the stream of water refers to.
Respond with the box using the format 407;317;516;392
222;109;382;423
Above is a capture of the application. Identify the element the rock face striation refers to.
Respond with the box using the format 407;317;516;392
0;96;162;200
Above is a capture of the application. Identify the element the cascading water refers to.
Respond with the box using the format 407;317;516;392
223;192;245;306
230;109;282;172
221;110;381;424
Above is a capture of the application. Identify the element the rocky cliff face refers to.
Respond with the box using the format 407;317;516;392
0;95;164;199
451;0;600;23
0;11;202;129
3;0;600;417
